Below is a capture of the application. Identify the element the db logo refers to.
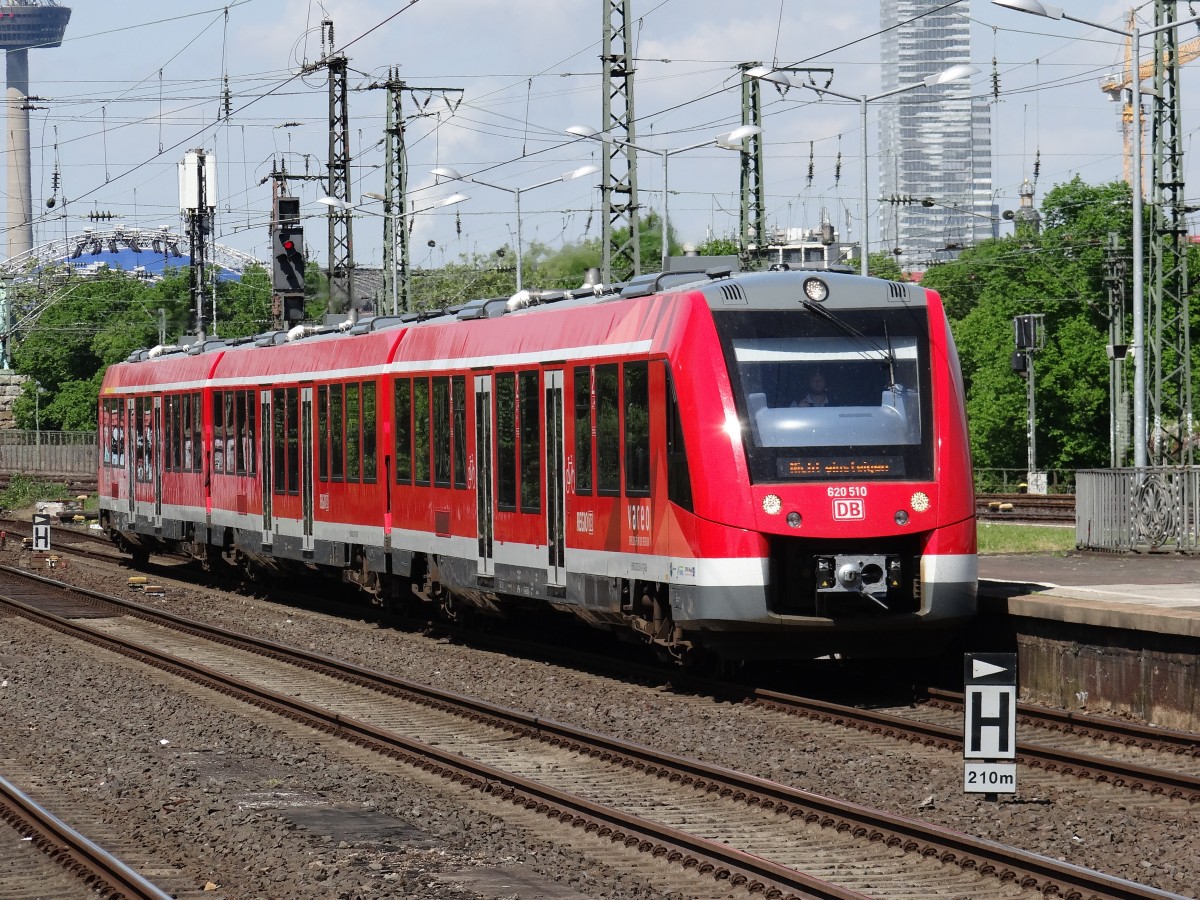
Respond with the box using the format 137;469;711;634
833;498;865;520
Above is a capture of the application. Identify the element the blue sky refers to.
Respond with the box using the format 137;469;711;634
9;0;1195;271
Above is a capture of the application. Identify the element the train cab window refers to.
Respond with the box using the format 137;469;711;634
519;370;540;513
715;308;933;482
623;361;650;496
394;379;412;484
451;376;466;489
573;368;592;496
595;364;619;495
666;374;694;511
433;376;451;487
329;384;344;482
346;382;361;482
496;373;516;510
362;382;377;483
413;378;431;487
318;386;329;480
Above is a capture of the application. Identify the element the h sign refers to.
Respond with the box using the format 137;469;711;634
963;652;1017;761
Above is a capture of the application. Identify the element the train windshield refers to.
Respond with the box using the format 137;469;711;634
714;308;933;482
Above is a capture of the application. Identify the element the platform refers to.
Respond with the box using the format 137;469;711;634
974;552;1200;732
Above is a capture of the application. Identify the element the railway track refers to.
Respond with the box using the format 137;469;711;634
977;493;1075;524
0;565;1188;900
0;771;174;899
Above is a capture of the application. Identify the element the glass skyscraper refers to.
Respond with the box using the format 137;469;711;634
878;0;992;268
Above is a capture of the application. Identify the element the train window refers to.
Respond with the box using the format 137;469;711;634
346;382;361;482
394;379;412;484
433;376;451;487
272;389;286;493
519;370;540;513
451;376;466;489
666;373;693;511
330;384;344;482
414;378;431;487
104;398;125;469
318;385;329;481
212;393;226;474
623;362;650;496
573;368;592;496
222;392;235;475
714;309;933;482
237;391;255;476
285;387;299;495
134;397;149;482
362;382;377;483
496;372;516;510
595;364;619;495
190;392;202;473
163;395;176;472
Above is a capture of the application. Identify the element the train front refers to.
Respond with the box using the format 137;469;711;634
668;269;976;660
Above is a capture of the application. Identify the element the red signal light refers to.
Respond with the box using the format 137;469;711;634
282;239;296;251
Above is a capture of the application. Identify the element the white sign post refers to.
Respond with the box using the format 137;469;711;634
963;652;1017;796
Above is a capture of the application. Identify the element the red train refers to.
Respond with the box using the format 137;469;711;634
98;267;976;662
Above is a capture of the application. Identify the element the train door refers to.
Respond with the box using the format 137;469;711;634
126;397;136;520
301;385;314;553
473;374;494;577
545;369;566;588
260;389;273;546
153;396;163;529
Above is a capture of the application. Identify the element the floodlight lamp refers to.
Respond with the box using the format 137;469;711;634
725;125;762;143
745;66;792;89
564;164;600;181
924;64;980;87
437;193;469;207
431;166;465;181
317;195;351;210
990;0;1062;19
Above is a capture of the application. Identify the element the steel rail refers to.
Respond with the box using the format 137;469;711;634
0;774;173;900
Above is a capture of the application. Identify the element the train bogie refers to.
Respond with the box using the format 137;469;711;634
98;268;976;662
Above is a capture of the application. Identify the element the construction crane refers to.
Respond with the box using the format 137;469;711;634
1100;11;1200;190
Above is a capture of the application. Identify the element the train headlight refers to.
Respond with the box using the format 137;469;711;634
894;509;910;526
910;491;930;513
786;511;803;528
802;277;829;302
762;494;782;515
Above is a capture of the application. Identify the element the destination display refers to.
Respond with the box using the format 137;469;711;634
777;456;904;478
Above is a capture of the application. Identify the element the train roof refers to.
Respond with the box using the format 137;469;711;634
101;267;931;392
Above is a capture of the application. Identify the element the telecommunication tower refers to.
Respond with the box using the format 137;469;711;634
0;1;71;261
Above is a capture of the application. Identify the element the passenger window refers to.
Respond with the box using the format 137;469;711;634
346;382;361;482
496;373;516;510
330;384;344;482
519;370;540;512
414;378;430;486
362;382;377;483
624;362;650;496
318;385;329;481
573;368;592;496
433;376;451;487
452;376;466;489
595;364;619;495
394;379;412;484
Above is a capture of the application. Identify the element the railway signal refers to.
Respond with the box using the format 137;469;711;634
272;225;306;295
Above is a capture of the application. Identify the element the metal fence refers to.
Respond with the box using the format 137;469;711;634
1076;467;1200;553
0;430;96;479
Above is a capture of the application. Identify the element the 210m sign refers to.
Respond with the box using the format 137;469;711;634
963;762;1017;794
